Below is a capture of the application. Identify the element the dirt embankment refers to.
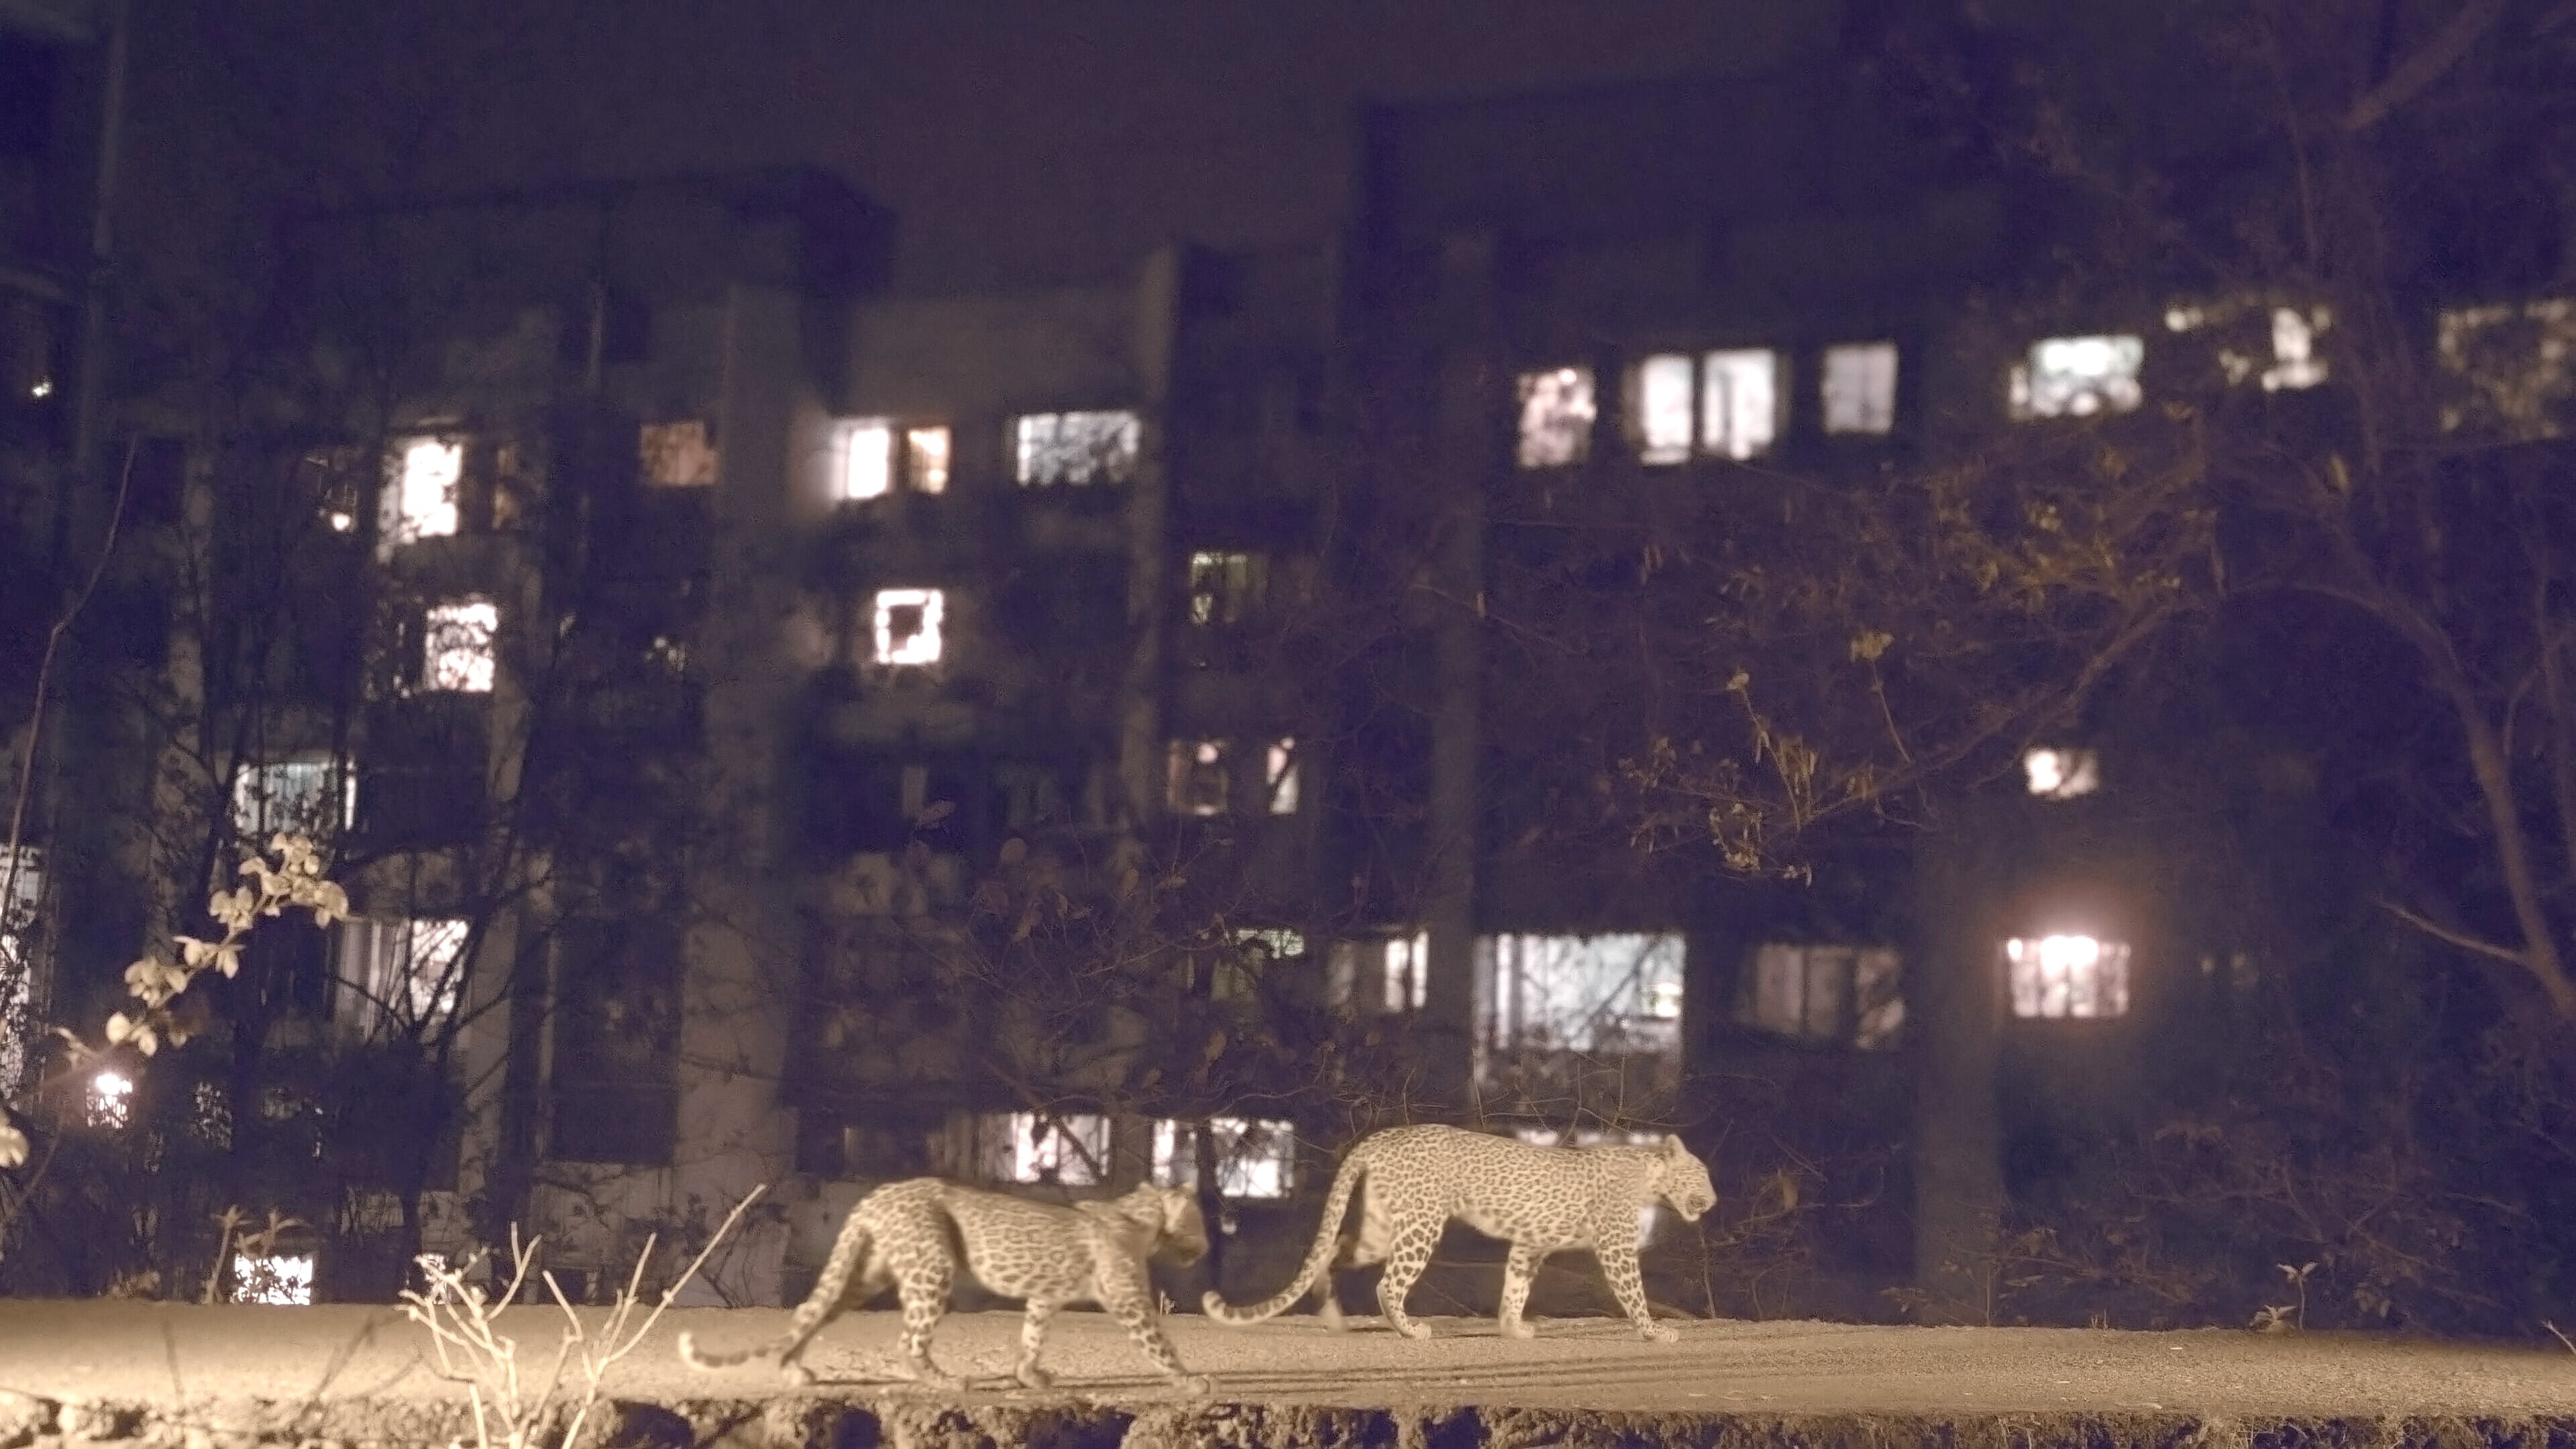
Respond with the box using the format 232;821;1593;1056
6;1393;2575;1449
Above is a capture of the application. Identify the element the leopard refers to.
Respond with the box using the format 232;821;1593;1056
679;1176;1215;1395
1201;1123;1715;1342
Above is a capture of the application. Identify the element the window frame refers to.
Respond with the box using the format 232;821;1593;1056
870;587;947;667
834;417;952;502
2008;333;2147;421
419;598;499;695
1011;409;1141;488
1515;365;1599;470
1621;348;1788;463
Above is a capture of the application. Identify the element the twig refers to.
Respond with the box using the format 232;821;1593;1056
2372;897;2530;969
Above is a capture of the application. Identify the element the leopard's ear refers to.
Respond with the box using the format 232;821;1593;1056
1660;1134;1689;1159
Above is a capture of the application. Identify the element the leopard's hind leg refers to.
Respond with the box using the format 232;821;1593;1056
890;1254;962;1389
1371;1213;1443;1340
1093;1247;1214;1395
769;1232;889;1385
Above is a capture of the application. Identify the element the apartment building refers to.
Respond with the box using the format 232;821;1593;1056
2;0;125;1108
11;23;2571;1320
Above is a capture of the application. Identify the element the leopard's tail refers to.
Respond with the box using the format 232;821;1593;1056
1200;1142;1368;1326
678;1218;871;1371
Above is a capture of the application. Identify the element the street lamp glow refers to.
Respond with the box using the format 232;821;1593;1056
88;1069;135;1128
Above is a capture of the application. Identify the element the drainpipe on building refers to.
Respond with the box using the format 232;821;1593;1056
1909;796;2011;1324
69;0;127;478
1421;231;1499;1112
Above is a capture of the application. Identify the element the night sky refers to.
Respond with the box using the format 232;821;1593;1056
129;0;1814;292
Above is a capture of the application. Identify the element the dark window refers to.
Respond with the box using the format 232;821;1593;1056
239;918;333;1019
802;751;907;856
359;698;488;846
557;289;652;370
550;916;681;1165
126;437;187;526
0;34;62;161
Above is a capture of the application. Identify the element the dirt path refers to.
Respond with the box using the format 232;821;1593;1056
3;1302;2572;1446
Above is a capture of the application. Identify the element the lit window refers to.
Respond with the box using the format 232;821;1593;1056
839;421;893;500
230;758;354;843
88;1069;133;1130
378;438;462;555
1628;351;1784;462
871;588;945;666
2022;747;2100;800
1630;354;1697;465
993;1112;1110;1185
1739;944;1903;1049
638;419;718;486
1;845;45;1095
1265;738;1298;816
906;427;951;494
2262;307;2330;392
1014;410;1140;486
2165;301;2330;392
1154;1117;1295;1199
1187;550;1269;627
1165;739;1230;817
834;420;947;501
1327;930;1428;1013
1477;932;1684;1055
1700;349;1782;460
1232;926;1306;960
1821;342;1899;435
423;600;498;694
2005;935;2133;1019
299;445;363;533
191;1081;233;1149
2436;298;2575;441
1515;366;1597;469
337;918;468;1029
230;1252;316;1305
2010;335;2145;420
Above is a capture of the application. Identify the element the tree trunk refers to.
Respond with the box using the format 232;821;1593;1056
2453;689;2576;1018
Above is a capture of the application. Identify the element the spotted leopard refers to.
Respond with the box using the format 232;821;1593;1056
1202;1123;1715;1342
679;1177;1214;1393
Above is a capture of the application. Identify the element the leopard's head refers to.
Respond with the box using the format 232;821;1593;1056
1656;1134;1717;1222
1130;1183;1212;1264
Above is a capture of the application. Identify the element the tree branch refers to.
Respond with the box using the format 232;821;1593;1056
2344;0;2506;131
2373;896;2528;968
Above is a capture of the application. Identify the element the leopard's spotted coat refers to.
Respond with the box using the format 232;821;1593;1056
1202;1124;1715;1341
679;1177;1213;1393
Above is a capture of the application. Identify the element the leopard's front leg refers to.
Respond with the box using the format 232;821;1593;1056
1014;1297;1061;1389
1097;1254;1215;1395
1592;1219;1676;1344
